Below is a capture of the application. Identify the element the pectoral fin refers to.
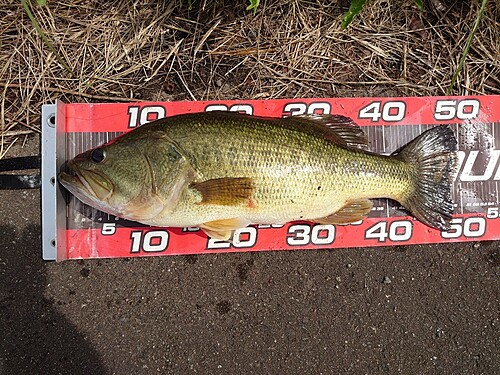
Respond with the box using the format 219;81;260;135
315;199;373;224
200;218;250;241
192;177;255;206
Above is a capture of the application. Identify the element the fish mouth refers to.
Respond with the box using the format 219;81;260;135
59;161;113;202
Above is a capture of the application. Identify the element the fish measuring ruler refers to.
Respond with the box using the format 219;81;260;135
41;96;500;260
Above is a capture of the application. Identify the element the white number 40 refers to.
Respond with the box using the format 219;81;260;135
358;101;406;122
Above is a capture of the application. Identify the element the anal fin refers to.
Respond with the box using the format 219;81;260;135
314;199;373;224
200;218;250;241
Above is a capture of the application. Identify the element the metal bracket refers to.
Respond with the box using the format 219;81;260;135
41;104;56;260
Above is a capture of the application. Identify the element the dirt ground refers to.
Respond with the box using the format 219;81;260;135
1;1;499;374
1;137;499;374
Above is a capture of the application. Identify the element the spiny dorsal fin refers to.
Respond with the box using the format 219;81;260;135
192;177;255;206
284;115;369;151
314;199;373;224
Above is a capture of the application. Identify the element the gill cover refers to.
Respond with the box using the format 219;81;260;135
126;131;198;220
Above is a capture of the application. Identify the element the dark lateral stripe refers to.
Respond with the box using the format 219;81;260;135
0;155;41;172
0;174;41;189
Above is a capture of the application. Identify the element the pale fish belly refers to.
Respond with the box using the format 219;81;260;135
145;186;350;228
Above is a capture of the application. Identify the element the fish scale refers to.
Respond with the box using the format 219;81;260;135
59;111;457;240
143;112;411;226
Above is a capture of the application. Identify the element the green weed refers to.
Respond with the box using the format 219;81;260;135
246;0;260;14
342;0;423;29
185;0;259;13
446;0;488;94
21;0;72;73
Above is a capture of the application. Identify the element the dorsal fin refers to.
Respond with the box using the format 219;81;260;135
283;115;369;150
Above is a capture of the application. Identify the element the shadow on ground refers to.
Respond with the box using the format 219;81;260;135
0;224;106;375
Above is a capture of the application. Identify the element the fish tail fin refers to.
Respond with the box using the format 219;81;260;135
397;126;458;230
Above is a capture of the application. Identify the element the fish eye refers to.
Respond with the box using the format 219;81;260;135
91;148;106;163
168;144;181;160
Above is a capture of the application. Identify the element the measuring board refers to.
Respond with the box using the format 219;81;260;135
41;96;500;260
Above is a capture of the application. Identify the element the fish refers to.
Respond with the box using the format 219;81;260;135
59;111;458;240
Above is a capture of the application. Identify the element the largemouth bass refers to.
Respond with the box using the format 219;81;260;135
59;111;458;240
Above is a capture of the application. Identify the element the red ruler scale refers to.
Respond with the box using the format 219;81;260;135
55;96;500;260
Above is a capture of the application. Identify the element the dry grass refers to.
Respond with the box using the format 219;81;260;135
0;0;499;155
